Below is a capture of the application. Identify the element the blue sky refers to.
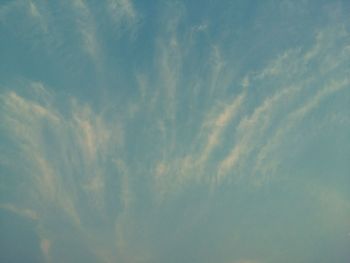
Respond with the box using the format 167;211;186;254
0;0;350;262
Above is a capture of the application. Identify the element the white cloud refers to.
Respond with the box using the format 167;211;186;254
208;46;226;96
28;1;40;18
0;82;126;228
107;0;137;25
216;24;350;185
40;238;51;263
194;23;208;32
216;85;299;181
1;4;349;261
255;77;349;179
70;0;102;65
0;203;39;220
197;93;245;168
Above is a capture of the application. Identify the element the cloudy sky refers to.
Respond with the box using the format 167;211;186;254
0;0;350;262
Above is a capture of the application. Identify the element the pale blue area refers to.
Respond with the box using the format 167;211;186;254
1;0;350;263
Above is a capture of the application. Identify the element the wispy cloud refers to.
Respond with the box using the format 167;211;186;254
40;238;51;263
1;2;349;262
70;0;102;65
0;203;39;220
138;20;350;199
0;83;126;260
254;77;349;181
216;85;300;182
197;92;245;169
106;0;137;26
215;25;350;185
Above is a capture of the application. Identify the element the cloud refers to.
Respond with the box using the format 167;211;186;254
215;24;350;185
0;0;138;71
28;1;40;18
106;0;137;26
145;21;350;197
0;83;132;261
0;203;39;221
252;32;350;182
1;3;349;262
0;81;125;226
69;0;102;65
40;238;51;262
216;85;300;181
197;93;245;168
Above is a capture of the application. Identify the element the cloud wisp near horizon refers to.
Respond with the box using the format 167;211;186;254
1;1;350;262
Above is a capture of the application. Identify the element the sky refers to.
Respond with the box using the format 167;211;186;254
0;0;350;262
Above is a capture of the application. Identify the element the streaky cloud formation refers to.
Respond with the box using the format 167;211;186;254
1;1;350;262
